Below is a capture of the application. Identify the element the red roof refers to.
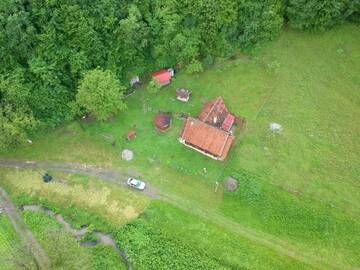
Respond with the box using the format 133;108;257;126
221;114;235;131
180;117;234;160
152;69;171;85
198;97;229;126
127;129;136;138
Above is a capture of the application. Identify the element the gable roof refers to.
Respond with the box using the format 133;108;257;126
152;69;171;85
198;97;229;127
221;114;235;132
176;88;191;99
180;117;234;160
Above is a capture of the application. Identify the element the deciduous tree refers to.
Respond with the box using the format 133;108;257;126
76;69;126;121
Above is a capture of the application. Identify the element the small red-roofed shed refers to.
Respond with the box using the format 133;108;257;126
152;69;172;86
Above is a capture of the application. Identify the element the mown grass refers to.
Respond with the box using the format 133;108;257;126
1;23;360;269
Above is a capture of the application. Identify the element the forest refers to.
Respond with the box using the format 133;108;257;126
0;0;359;149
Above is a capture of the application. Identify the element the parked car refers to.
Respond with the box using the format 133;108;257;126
127;178;146;190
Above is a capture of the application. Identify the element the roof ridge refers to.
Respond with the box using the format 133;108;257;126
219;132;230;157
203;97;221;123
192;116;232;135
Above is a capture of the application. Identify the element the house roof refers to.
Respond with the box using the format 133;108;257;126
198;97;229;126
221;114;235;131
180;117;234;160
152;69;171;85
127;129;136;138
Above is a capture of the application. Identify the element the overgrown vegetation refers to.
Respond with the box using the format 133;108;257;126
114;201;311;270
0;215;23;270
0;169;149;229
22;210;127;270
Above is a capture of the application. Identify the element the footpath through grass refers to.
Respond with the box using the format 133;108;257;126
1;23;360;269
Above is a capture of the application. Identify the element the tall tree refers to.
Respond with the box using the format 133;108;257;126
0;69;37;150
76;68;127;121
287;0;348;30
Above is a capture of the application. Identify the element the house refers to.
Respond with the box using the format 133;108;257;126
176;88;192;102
179;97;237;160
198;97;235;130
152;68;174;86
154;112;172;131
179;117;235;161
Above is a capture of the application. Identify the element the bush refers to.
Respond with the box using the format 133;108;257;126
184;59;203;74
146;79;161;94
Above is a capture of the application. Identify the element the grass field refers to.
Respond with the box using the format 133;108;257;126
0;169;148;228
1;23;360;269
22;210;127;270
0;215;21;270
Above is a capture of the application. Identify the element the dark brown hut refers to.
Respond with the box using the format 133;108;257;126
154;112;171;131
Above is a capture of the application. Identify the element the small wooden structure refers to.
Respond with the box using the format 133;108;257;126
154;112;171;131
152;68;175;86
127;129;137;140
130;76;140;87
176;88;192;102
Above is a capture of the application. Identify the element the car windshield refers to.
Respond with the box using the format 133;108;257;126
130;179;141;187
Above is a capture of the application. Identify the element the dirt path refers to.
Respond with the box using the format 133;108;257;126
0;159;350;270
0;188;50;270
0;159;159;198
22;204;133;270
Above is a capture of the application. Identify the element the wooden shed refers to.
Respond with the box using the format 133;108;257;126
154;112;172;131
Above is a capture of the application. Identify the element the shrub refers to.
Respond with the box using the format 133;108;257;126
146;79;161;94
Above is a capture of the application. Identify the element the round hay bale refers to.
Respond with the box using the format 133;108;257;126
121;149;134;161
225;177;238;192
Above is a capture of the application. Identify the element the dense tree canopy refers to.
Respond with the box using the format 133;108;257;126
0;0;358;148
286;0;360;30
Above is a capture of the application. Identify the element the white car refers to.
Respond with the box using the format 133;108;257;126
127;178;146;190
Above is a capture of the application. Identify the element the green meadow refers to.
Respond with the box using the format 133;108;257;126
1;24;360;269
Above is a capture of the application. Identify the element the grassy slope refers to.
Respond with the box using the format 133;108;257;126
0;169;149;229
0;215;21;270
1;24;359;268
115;201;311;270
22;210;127;270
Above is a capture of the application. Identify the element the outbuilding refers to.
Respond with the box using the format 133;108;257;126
176;88;192;102
127;129;136;140
152;68;174;86
154;112;172;131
